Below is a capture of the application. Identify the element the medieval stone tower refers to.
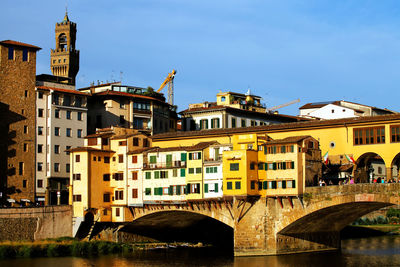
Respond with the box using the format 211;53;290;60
50;11;79;85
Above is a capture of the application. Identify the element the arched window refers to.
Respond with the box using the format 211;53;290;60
58;34;67;50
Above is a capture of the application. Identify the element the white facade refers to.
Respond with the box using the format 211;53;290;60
301;104;357;120
36;83;88;205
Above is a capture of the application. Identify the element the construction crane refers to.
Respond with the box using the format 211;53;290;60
157;69;177;105
267;99;300;113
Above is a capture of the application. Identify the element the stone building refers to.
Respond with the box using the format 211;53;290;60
50;11;79;85
0;40;41;204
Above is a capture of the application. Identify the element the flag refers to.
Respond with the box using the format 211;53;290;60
323;151;329;164
345;154;356;164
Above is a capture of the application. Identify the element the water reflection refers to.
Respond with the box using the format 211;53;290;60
2;236;400;267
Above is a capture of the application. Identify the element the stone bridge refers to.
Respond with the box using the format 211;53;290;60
111;184;400;256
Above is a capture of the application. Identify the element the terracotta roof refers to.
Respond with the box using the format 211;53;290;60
111;133;151;140
185;141;219;151
85;132;114;138
145;141;219;153
0;40;41;50
93;90;167;104
36;86;89;96
180;106;307;122
66;147;115;153
266;135;311;145
127;147;158;155
299;101;338;109
153;113;400;140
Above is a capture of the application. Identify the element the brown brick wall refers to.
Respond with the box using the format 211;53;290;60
0;44;38;202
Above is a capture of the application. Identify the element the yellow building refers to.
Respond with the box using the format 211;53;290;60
69;126;151;234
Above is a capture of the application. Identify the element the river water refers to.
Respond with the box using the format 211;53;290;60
1;235;400;267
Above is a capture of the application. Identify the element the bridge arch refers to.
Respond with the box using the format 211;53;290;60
121;210;234;247
271;184;400;254
354;152;386;183
390;152;400;182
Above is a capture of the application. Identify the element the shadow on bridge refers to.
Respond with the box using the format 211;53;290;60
118;210;234;249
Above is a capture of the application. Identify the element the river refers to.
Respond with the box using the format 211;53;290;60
1;235;400;267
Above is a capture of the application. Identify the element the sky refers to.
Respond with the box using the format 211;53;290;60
2;0;400;115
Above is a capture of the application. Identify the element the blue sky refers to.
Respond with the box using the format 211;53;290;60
2;0;400;115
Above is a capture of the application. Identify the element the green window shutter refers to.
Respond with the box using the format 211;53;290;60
181;153;187;161
282;181;287;189
205;120;209;129
272;181;277;189
292;161;295;169
282;162;286;170
189;153;192;160
265;163;268;170
227;182;232;190
292;180;296;188
214;167;217;173
263;181;268;189
180;168;186;177
176;185;181;195
145;172;151;179
166;154;172;167
217;119;220;128
169;186;173;195
215;183;218;193
206;167;209;174
235;181;241;189
204;184;208;193
273;163;277;170
155;171;160;179
150;155;156;164
211;119;214;129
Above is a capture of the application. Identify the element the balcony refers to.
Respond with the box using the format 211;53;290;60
204;156;223;164
143;161;187;170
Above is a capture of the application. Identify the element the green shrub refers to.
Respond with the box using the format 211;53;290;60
71;241;89;256
0;245;16;259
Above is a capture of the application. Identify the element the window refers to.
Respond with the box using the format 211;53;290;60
120;115;126;124
227;182;232;190
66;146;71;155
391;125;400;143
231;117;236;128
24;125;28;134
77;129;82;138
65;128;71;137
113;173;124;181
54;145;60;154
211;118;220;129
77;112;82;121
119;141;127;146
55;127;60;136
143;139;149;147
132;155;138;163
18;162;24;175
38;127;43;135
258;162;264;170
195;167;202;174
103;174;110;181
250;162;255;170
54;163;60;172
200;119;208;130
66;164;70;173
251;181;256;190
118;154;123;163
132;172;138;180
230;163;239;171
149;155;156;164
120;102;125;109
75;97;82;107
188;152;201;160
8;47;14;60
173;169;178;177
103;193;110;202
221;96;226;102
180;168;186;177
37;179;43;188
132;189;138;198
145;188;151;195
22;48;28;61
241;119;246;127
73;195;82;202
116;208;120;217
38;92;43;99
75;155;80;162
55;109;60;118
115;190;124;200
66;110;71;119
235;181;241;189
22;180;27;188
188;168;194;174
38;108;44;117
37;162;43;171
145;172;151;179
204;184;209;193
23;143;28;152
354;127;385;145
133;138;139;146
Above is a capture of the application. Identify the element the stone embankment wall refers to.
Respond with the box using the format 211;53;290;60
0;205;72;241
